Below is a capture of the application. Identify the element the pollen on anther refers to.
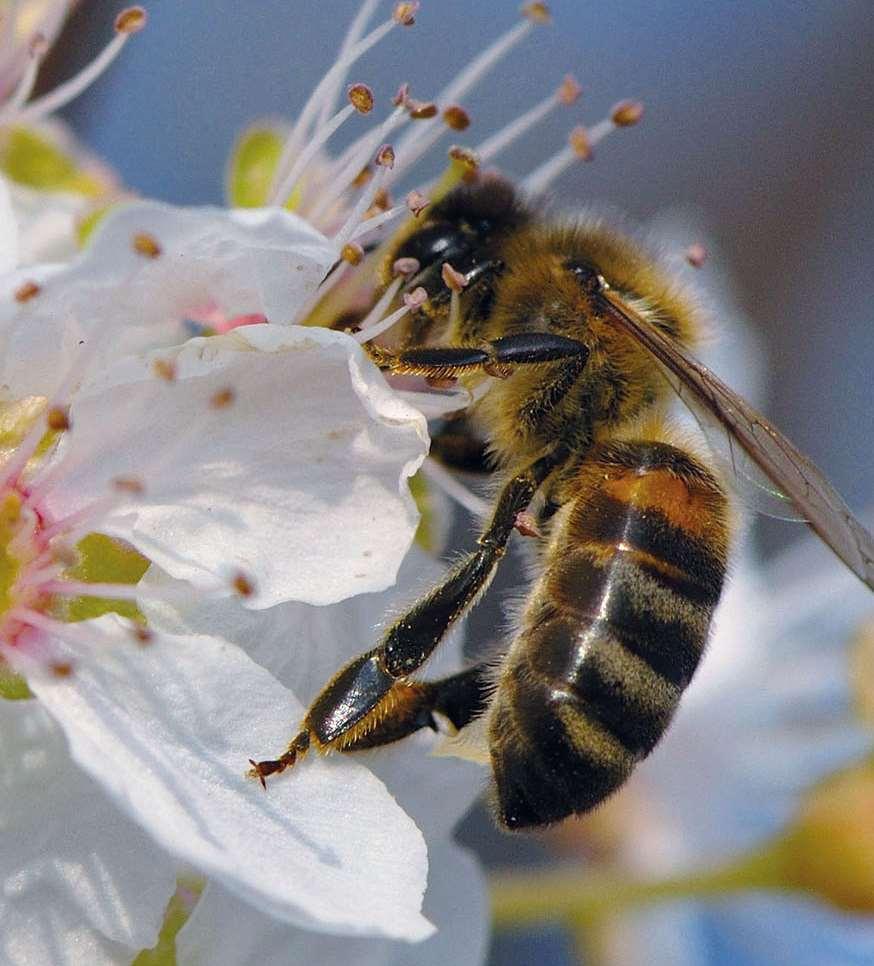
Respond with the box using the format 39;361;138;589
152;359;177;382
347;83;374;115
611;99;644;127
522;2;552;24
46;406;70;431
210;387;235;409
569;126;593;160
132;232;161;258
393;256;420;277
232;571;256;598
443;105;471;131
558;74;582;105
14;280;41;303
352;166;372;188
371;188;392;212
407;99;438;120
50;661;74;678
112;475;146;495
448;145;479;173
376;144;396;168
406;190;429;216
131;625;154;645
115;6;148;35
442;262;467;293
685;243;708;269
393;2;419;26
403;287;428;310
341;242;365;265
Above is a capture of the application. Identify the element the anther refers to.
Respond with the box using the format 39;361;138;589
131;625;154;645
441;262;467;293
407;99;438;120
50;661;74;678
341;242;365;265
393;257;420;277
514;511;543;538
448;144;480;173
443;105;471;131
152;359;177;382
611;99;644;127
232;571;256;598
46;406;70;432
115;6;148;34
347;82;374;114
112;475;146;494
210;387;235;409
522;2;551;24
406;190;429;216
371;187;392;211
403;287;428;311
376;143;396;168
558;74;582;105
14;281;41;303
132;232;161;258
351;166;373;188
685;243;708;268
569;125;593;160
392;83;411;107
392;2;419;26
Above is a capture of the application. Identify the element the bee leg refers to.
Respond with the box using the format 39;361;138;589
249;452;561;780
333;663;493;752
366;332;589;380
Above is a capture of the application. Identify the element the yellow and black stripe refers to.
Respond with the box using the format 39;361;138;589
488;440;729;829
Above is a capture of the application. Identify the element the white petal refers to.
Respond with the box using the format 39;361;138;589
0;698;176;965
9;182;88;266
177;841;487;966
18;616;433;941
43;324;429;607
0;202;338;399
0;175;19;272
142;548;487;839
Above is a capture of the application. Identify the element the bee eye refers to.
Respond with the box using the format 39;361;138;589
564;259;603;294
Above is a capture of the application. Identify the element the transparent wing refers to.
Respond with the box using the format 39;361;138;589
661;364;806;521
601;288;874;591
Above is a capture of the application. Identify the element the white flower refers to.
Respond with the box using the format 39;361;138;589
0;202;444;959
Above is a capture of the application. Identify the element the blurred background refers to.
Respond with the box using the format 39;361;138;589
43;2;874;963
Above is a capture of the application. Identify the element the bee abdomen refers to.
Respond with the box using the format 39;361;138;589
489;441;729;829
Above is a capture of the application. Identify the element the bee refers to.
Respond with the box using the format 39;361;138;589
250;176;874;830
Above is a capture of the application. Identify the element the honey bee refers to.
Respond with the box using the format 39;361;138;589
250;176;874;830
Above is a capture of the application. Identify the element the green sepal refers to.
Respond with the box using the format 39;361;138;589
132;877;204;966
62;533;150;623
0;126;103;196
227;126;302;210
409;471;437;554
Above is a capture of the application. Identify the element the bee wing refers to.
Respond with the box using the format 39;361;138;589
601;289;874;591
662;365;807;522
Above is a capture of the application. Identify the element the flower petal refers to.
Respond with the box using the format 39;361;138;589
176;841;487;966
17;616;433;941
0;698;176;965
0;202;337;399
44;324;429;607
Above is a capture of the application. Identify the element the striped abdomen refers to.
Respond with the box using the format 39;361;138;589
488;441;729;829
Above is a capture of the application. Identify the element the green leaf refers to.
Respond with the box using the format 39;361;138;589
227;127;284;208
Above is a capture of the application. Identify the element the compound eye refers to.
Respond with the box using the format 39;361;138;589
564;259;604;294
